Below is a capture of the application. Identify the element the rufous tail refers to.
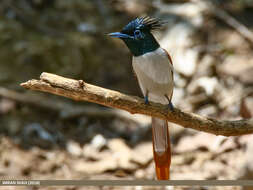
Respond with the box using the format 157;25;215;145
151;117;171;180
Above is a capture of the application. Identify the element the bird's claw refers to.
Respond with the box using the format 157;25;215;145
144;95;149;105
168;101;174;111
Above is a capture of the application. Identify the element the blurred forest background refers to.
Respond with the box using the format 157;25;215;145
0;0;253;189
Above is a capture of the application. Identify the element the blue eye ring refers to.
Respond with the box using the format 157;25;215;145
134;30;144;39
134;30;140;36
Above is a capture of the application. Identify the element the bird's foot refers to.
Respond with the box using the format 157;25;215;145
164;95;174;112
144;95;149;105
168;101;174;112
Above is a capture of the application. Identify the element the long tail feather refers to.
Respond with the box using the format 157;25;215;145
151;117;171;180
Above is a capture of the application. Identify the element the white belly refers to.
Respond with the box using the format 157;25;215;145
132;48;173;104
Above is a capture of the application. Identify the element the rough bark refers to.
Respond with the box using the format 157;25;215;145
21;72;253;137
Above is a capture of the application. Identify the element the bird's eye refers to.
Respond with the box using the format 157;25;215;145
134;30;144;39
134;30;140;35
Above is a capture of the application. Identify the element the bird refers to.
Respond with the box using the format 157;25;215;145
109;16;174;180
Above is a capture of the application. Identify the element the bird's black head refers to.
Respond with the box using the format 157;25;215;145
109;17;166;56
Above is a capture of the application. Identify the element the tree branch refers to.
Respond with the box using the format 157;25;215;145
21;72;253;137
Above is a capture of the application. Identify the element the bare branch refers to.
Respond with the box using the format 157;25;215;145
0;87;142;122
21;72;253;137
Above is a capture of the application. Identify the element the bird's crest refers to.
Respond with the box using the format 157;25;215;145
122;16;166;34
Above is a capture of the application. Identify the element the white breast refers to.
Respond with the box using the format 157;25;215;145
132;48;173;104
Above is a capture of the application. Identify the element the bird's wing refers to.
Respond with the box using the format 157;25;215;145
162;48;174;100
